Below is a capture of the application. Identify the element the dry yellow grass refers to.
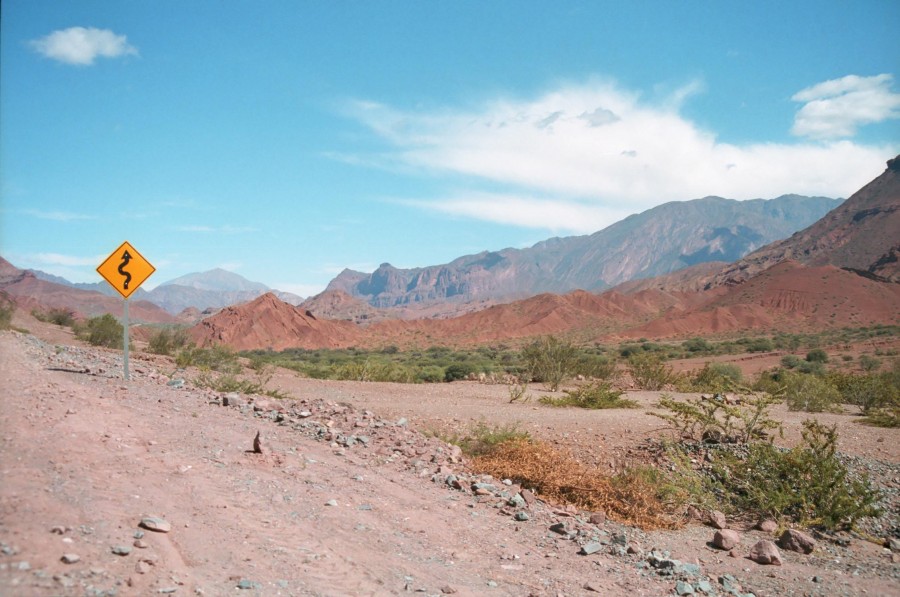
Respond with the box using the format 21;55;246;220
471;439;678;530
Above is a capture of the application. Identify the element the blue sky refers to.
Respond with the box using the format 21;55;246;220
2;1;898;296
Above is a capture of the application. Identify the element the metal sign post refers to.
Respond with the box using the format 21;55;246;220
97;241;155;381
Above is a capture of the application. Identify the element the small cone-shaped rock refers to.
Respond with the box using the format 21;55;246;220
713;529;741;550
778;529;816;554
253;431;264;454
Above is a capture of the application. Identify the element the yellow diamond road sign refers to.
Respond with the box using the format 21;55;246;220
97;241;156;299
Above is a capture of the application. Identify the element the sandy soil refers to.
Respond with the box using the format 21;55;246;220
1;320;898;596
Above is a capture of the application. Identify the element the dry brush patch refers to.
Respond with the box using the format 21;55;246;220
470;438;678;530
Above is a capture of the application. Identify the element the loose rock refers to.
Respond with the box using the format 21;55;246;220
712;529;741;551
778;529;815;554
139;516;172;533
748;540;782;565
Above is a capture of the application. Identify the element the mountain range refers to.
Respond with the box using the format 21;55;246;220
189;156;900;350
325;195;840;311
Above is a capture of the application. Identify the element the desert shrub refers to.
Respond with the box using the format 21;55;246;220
652;389;782;445
781;355;802;369
708;420;880;529
333;359;414;383
782;371;842;412
176;344;240;373
147;327;191;356
415;365;445;384
33;307;76;327
573;354;617;381
471;438;676;529
192;370;290;399
806;348;829;363
858;355;881;372
796;360;826;376
444;362;475;382
438;421;531;457
688;362;743;392
627;352;675;390
828;371;898;414
540;381;638;409
521;335;578;391
682;337;713;353
0;296;14;330
76;314;123;348
507;381;529;403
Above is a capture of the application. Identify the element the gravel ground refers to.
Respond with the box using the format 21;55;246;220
1;324;898;596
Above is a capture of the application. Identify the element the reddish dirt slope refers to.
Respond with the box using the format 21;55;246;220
621;261;900;339
190;292;363;350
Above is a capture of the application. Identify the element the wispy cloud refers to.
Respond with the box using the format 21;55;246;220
395;193;630;234
341;78;897;232
29;27;138;66
175;224;257;234
30;252;106;267
23;209;96;221
791;74;900;139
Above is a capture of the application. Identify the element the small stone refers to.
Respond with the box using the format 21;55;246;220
756;518;778;533
778;529;816;554
589;511;606;525
440;586;457;594
135;560;151;574
514;512;530;522
695;580;713;594
812;575;824;583
707;510;727;529
885;537;899;552
325;499;338;507
675;581;695;595
50;526;67;535
134;539;148;549
166;379;184;388
583;581;603;592
139;516;172;533
713;529;741;551
748;540;782;565
237;579;262;590
61;553;80;564
111;545;132;556
579;542;603;555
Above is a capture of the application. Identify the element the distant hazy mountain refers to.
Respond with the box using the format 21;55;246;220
30;267;304;315
326;194;842;309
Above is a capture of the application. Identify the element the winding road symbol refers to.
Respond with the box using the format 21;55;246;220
97;242;155;299
118;250;133;290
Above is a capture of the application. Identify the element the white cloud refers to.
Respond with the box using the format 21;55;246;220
791;74;900;139
175;225;257;234
341;79;897;232
395;193;631;235
29;27;138;66
31;252;106;267
23;209;96;221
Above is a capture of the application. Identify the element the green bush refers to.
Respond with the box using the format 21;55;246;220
858;355;881;372
521;336;578;391
147;327;191;356
540;381;638;409
176;344;240;373
444;362;475;382
710;420;880;529
33;307;76;327
0;297;13;330
782;371;842;412
76;313;124;348
627;352;675;390
781;355;802;369
652;390;782;445
806;348;829;363
688;362;743;392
